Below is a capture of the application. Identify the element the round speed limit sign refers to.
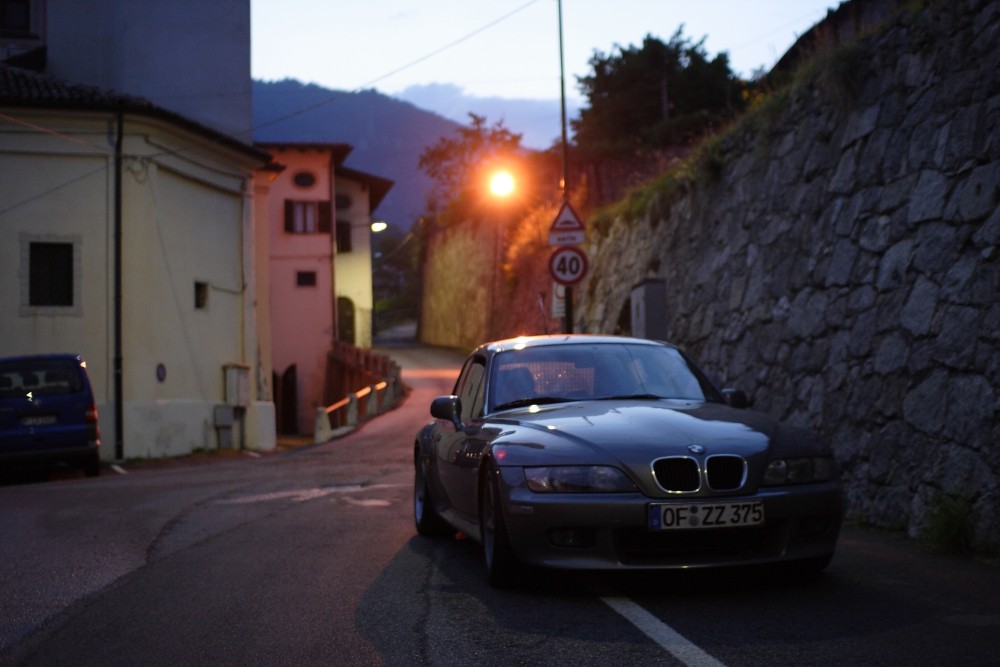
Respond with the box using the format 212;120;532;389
548;246;589;285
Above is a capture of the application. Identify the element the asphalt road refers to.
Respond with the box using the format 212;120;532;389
2;339;999;666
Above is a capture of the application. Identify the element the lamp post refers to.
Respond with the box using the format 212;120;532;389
488;169;516;334
557;0;573;334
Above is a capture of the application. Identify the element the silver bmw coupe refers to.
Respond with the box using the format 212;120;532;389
413;335;844;587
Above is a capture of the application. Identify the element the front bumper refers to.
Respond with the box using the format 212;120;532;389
498;468;844;570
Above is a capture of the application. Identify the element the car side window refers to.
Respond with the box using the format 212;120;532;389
454;357;486;422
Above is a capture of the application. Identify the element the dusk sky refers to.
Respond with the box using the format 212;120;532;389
251;1;839;147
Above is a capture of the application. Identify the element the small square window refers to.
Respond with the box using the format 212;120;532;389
296;271;317;287
20;234;82;316
195;282;209;309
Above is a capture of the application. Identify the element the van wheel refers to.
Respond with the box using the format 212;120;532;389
84;454;100;478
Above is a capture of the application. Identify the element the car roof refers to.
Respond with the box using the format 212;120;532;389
0;353;85;364
475;334;675;356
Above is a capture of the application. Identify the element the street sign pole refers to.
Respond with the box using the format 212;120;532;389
557;0;572;333
565;286;573;333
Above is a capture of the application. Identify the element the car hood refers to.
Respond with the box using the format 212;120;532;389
489;399;818;471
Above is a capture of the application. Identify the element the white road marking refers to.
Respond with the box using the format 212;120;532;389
602;597;727;667
213;483;406;505
111;464;128;475
343;497;393;507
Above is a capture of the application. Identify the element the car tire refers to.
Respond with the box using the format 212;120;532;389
480;465;520;589
414;451;450;537
793;554;833;581
84;453;100;478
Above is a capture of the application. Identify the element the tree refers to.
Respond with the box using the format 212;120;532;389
418;113;526;224
573;27;745;155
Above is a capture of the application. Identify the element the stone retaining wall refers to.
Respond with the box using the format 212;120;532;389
578;0;1000;546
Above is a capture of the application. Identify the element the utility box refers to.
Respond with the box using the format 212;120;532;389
214;404;234;449
630;279;668;340
224;363;250;407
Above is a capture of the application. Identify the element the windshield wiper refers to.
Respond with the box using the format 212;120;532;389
493;396;572;411
598;393;668;401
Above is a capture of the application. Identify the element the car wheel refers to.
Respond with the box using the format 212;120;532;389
83;453;100;478
414;451;449;537
793;554;833;581
480;466;520;588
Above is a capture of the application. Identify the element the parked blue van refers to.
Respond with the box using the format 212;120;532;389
0;354;101;477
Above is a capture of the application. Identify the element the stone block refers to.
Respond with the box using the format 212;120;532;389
900;276;939;335
906;169;950;224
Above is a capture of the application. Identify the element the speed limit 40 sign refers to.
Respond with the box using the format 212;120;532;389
548;246;589;285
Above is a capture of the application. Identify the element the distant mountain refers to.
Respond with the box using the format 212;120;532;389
393;83;578;151
253;79;463;229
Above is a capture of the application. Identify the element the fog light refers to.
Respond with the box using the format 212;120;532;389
548;527;595;548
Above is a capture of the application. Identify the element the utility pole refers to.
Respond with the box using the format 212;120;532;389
558;0;573;334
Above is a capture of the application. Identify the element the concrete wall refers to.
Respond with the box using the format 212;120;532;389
420;219;509;352
577;0;999;546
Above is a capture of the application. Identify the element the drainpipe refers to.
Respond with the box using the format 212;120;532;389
329;152;338;343
113;111;124;460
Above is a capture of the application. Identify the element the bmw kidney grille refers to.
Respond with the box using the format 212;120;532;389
652;455;746;493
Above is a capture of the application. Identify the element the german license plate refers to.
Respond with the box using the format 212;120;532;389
21;415;57;426
649;501;764;530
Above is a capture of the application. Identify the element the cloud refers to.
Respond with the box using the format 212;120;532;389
393;83;582;150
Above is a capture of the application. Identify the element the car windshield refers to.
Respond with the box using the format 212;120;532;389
489;342;719;412
0;359;84;399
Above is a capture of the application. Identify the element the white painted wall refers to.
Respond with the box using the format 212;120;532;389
334;177;375;348
0;108;274;458
0;111;114;413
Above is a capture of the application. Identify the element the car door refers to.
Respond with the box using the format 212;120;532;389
434;355;489;522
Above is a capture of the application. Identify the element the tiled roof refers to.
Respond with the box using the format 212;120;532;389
337;164;394;212
0;63;268;161
0;62;154;111
256;141;354;166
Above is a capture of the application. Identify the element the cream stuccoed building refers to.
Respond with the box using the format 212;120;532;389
0;0;278;459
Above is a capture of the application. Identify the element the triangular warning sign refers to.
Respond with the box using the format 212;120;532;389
548;202;586;246
550;202;584;231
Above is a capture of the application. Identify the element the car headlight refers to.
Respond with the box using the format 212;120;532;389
524;466;636;493
762;457;836;485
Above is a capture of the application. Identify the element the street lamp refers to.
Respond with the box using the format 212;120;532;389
489;170;516;198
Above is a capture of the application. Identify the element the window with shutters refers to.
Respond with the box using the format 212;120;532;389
284;200;332;234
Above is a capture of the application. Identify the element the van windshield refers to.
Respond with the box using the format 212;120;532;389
0;359;84;399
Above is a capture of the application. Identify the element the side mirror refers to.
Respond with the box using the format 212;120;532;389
430;395;463;430
721;388;749;409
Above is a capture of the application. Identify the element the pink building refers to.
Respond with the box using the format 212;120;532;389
260;143;391;434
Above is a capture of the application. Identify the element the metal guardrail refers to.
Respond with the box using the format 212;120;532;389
312;370;402;443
